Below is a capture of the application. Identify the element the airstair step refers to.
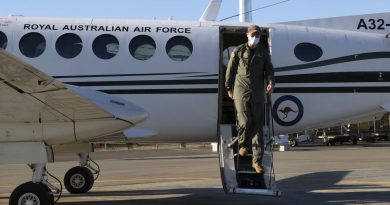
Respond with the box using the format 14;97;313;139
237;170;257;174
233;153;253;157
237;173;266;189
233;188;281;196
219;124;280;196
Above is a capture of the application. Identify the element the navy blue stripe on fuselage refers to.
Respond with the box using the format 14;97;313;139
275;71;390;93
274;86;390;93
276;72;390;83
53;72;206;79
65;79;218;86
274;52;390;72
97;86;390;94
100;88;218;94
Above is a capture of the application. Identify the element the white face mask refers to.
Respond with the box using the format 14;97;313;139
248;36;260;47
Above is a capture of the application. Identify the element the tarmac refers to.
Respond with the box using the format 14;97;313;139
0;142;390;205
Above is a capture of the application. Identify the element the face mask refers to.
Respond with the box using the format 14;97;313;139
248;36;260;47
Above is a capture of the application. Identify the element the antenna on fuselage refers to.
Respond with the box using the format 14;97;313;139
220;0;290;22
200;0;222;21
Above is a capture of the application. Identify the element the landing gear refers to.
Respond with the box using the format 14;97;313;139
289;139;298;147
9;163;60;205
64;153;100;194
40;183;55;204
64;166;94;194
9;182;51;205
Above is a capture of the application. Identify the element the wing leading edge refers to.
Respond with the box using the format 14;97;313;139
0;50;148;144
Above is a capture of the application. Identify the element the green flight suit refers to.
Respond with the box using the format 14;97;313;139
225;43;274;164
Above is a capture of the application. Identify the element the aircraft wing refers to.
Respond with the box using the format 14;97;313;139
0;49;147;143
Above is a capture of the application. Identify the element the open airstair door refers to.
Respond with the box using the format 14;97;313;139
218;105;281;196
218;26;280;196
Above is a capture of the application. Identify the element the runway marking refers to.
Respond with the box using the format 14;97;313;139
1;179;388;188
310;187;390;193
340;180;390;185
310;180;390;194
0;177;219;189
95;177;220;184
58;194;190;201
120;154;217;160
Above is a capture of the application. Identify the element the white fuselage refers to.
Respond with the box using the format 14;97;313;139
0;15;389;144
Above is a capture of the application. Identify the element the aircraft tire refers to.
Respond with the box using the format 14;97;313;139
290;139;298;147
9;181;52;205
327;139;336;146
64;166;94;194
40;183;55;204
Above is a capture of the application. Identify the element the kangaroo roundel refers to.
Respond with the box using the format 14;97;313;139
272;95;304;126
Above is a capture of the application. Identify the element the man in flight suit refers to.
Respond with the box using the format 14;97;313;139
225;25;274;174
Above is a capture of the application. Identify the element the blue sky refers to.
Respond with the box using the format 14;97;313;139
0;0;389;23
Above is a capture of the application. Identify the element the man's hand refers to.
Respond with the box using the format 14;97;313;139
266;81;274;93
227;89;233;99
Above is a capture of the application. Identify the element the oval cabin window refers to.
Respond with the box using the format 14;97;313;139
92;34;119;60
166;36;193;61
56;33;83;59
0;31;7;49
129;35;156;61
19;32;46;58
294;42;323;62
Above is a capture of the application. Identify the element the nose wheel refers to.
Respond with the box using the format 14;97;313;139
64;166;94;194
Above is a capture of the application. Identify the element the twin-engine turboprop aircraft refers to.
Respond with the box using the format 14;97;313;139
0;0;390;204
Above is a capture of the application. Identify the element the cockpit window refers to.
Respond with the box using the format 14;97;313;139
166;36;193;61
129;35;156;61
19;32;46;58
294;42;323;62
0;31;7;49
56;33;83;59
92;34;119;59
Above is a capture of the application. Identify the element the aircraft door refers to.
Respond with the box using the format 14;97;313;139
218;26;280;196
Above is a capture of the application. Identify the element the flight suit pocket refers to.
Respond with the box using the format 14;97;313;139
251;54;263;65
238;57;249;76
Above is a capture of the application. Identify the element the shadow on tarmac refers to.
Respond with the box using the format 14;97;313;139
55;171;390;205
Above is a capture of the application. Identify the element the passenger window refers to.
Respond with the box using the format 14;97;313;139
19;32;46;58
0;31;7;49
92;34;119;59
166;36;193;61
294;42;323;62
129;35;156;61
56;33;83;59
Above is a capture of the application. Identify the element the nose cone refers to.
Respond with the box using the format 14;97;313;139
66;84;148;125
